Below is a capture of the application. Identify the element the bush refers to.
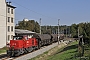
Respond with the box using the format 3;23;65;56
83;37;90;45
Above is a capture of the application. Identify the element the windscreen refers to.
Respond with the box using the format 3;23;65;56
13;36;23;40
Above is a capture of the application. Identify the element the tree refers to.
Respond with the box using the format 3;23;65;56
71;24;78;38
15;20;40;33
70;22;90;45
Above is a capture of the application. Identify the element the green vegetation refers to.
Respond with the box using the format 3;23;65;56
30;41;78;60
15;20;40;33
82;45;90;60
30;40;90;60
71;23;90;44
0;47;7;54
47;41;78;60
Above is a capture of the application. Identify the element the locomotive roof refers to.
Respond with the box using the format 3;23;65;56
15;29;35;34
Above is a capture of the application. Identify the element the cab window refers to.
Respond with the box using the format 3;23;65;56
13;36;23;40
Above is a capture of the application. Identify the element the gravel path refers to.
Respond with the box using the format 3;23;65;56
15;42;59;60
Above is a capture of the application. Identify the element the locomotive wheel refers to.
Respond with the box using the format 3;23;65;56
7;50;12;57
35;46;38;50
27;47;33;52
11;50;15;57
15;50;21;56
20;48;24;54
24;48;28;54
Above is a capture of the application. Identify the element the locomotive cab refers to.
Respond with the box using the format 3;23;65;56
7;35;28;56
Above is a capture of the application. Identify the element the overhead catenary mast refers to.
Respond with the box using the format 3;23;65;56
40;18;41;34
58;19;60;44
66;25;67;38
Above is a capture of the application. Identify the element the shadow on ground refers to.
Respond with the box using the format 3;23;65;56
55;44;78;55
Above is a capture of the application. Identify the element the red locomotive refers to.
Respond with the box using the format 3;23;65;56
7;35;39;56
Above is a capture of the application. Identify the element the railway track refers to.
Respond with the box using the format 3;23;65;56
0;53;14;60
0;57;14;60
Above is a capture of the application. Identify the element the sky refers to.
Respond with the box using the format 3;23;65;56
6;0;90;26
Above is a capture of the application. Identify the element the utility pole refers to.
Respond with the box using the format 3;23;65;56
56;29;57;34
40;18;41;34
58;19;60;44
69;26;70;37
46;25;47;30
66;25;67;38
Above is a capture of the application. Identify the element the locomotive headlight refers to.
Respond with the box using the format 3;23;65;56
14;43;16;45
13;43;16;46
27;41;29;43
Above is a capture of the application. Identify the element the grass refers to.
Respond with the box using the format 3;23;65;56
29;47;58;60
82;45;90;60
30;41;78;60
0;46;7;54
28;41;90;60
47;41;78;60
47;41;90;60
